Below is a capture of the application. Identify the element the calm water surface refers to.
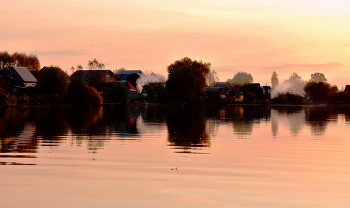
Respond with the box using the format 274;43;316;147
1;105;350;208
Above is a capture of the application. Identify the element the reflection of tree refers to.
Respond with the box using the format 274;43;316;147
270;109;279;138
167;107;209;153
232;120;253;137
139;106;168;123
0;108;38;153
67;107;105;135
32;108;69;146
273;106;303;115
102;106;139;136
304;107;338;136
228;106;268;138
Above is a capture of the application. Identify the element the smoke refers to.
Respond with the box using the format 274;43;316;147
136;71;166;92
271;80;306;98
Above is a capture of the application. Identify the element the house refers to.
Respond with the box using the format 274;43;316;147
240;83;264;100
262;86;271;99
227;90;244;103
206;86;229;102
0;66;37;92
116;80;139;98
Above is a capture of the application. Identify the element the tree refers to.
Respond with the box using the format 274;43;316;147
36;66;70;96
85;58;105;88
66;80;102;106
166;57;210;103
87;58;105;70
0;51;40;70
104;83;130;104
271;71;279;88
206;69;219;86
227;72;253;87
309;72;327;83
304;81;338;102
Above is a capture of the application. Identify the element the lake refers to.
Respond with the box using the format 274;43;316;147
1;105;350;208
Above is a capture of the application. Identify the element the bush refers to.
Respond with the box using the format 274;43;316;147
104;83;130;104
274;93;304;105
66;80;102;106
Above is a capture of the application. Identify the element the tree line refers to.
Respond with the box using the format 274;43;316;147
1;51;349;106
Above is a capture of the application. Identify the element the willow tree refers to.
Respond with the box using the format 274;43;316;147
166;57;210;103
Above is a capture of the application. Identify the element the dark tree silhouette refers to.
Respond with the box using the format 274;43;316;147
166;57;210;103
104;83;130;104
36;66;70;96
304;81;337;103
66;80;102;106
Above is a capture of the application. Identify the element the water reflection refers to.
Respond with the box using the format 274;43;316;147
1;105;350;159
167;107;210;154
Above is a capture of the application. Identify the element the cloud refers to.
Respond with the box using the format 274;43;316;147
38;50;86;56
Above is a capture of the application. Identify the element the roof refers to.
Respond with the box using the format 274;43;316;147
241;83;261;92
0;66;37;82
70;70;119;82
215;82;231;86
14;67;37;82
206;86;226;94
228;90;243;96
117;80;137;90
115;70;143;80
263;86;271;90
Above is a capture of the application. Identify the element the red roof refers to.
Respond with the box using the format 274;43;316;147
128;82;137;90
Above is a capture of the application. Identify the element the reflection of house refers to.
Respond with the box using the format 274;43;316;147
0;66;37;92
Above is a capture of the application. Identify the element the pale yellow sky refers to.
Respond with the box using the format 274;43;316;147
2;0;350;88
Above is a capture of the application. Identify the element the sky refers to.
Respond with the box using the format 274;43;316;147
2;0;350;88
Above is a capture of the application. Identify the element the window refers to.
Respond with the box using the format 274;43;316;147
106;74;111;79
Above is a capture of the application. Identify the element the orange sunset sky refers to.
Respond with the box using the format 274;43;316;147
2;0;350;88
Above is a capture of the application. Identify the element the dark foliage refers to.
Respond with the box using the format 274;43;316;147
66;80;102;106
36;66;69;97
304;81;337;103
272;93;304;104
166;57;210;103
104;83;130;104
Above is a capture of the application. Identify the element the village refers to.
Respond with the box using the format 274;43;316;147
0;65;268;105
1;53;350;106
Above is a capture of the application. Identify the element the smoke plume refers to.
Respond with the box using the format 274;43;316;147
136;71;166;92
271;80;306;97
